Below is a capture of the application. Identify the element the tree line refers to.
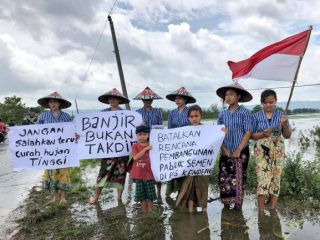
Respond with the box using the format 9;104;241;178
1;96;319;125
0;96;44;125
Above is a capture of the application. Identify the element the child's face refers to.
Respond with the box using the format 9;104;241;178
109;97;120;108
175;96;187;107
224;89;239;105
142;99;153;108
48;99;61;111
262;95;277;112
137;132;149;143
188;110;201;125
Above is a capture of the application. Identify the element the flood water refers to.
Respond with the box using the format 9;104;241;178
0;144;42;227
0;115;319;239
70;160;319;239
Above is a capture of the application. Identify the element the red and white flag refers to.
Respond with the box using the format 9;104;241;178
228;29;312;82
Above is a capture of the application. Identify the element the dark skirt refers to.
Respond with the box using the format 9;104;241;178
218;147;249;207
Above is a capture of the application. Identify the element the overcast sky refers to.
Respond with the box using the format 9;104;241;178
1;0;320;111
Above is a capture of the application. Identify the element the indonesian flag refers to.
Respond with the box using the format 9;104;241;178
228;29;312;82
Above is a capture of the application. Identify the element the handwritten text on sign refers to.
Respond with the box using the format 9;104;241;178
149;125;225;182
8;122;79;171
75;110;142;159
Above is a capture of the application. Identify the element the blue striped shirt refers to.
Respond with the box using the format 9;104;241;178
217;106;252;153
37;110;72;124
168;107;190;129
101;107;123;112
253;110;288;136
136;107;163;128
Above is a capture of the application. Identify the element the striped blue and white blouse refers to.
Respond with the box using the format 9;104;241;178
168;107;190;129
136;107;163;128
37;110;72;124
217;106;252;153
252;110;288;136
101;107;123;112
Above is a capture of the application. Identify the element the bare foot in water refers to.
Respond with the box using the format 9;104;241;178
60;199;67;205
88;197;98;205
47;198;58;205
50;192;59;203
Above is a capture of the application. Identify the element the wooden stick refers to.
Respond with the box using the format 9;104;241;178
285;26;313;114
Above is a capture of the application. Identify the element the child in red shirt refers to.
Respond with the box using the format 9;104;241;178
131;125;157;213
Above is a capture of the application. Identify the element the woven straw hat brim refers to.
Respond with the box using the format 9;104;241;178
98;95;130;105
133;95;163;100
216;86;252;103
37;97;71;109
166;94;196;104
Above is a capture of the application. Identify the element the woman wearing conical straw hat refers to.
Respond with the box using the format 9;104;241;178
133;86;164;202
37;91;73;205
165;87;196;197
216;82;253;210
89;88;130;205
133;86;163;128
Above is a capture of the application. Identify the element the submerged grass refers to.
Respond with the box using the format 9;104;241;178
281;152;320;200
12;160;167;240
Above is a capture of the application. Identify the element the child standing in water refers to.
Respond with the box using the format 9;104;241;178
133;86;163;202
216;82;253;210
36;92;73;205
176;105;227;213
131;125;157;213
165;87;196;196
89;88;130;205
252;89;291;212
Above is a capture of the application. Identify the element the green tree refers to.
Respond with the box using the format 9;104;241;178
0;96;29;124
159;108;169;121
208;104;220;118
251;104;262;113
28;106;45;114
201;104;219;119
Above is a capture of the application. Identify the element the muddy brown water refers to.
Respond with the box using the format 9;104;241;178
0;115;320;239
73;165;319;239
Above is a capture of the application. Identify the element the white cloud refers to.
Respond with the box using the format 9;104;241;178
0;0;319;112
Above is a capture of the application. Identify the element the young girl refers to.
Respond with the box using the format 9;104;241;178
252;89;291;212
131;125;157;213
176;105;227;212
134;86;163;201
175;105;209;212
89;88;130;205
37;92;73;205
165;87;196;196
216;82;253;210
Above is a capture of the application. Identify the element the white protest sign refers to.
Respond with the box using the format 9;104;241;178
8;122;79;171
75;110;143;159
149;125;225;182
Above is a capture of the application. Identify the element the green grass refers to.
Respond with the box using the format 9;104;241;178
210;150;320;200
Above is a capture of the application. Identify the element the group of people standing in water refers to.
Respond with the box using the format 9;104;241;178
33;81;291;214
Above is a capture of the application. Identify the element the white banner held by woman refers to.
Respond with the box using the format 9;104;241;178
8;122;79;171
149;124;225;182
75;110;143;159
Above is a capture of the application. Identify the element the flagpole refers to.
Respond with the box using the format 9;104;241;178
285;26;313;114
